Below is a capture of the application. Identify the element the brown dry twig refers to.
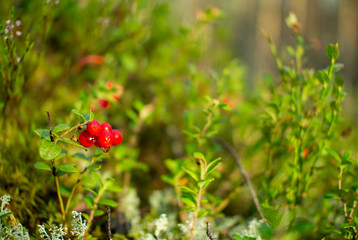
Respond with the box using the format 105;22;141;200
214;138;265;221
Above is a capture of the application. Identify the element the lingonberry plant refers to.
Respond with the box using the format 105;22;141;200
34;109;122;232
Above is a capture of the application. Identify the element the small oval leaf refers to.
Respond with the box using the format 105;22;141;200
56;163;80;173
34;162;52;171
39;139;62;161
52;124;71;133
98;199;118;207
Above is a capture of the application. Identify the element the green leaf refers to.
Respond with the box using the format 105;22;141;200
33;129;50;139
83;195;94;207
86;164;101;171
72;153;89;162
81;176;96;187
39;139;62;161
332;63;344;73
52;124;71;133
83;213;89;220
34;162;52;171
193;152;205;160
106;185;122;193
0;212;13;220
178;185;197;196
56;163;80;173
55;149;67;160
72;109;87;121
315;71;329;84
125;109;139;123
206;158;222;176
98;199;118;207
161;175;175;186
94;210;105;217
183;168;199;182
89;109;94;121
197;209;208;218
198;177;215;189
91;171;103;188
82;186;98;196
325;147;341;163
218;103;232;111
232;235;244;240
82;113;90;122
57;137;87;149
335;75;344;87
324;193;341;200
326;43;339;60
180;192;197;208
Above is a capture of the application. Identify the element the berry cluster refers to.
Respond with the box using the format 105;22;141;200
78;119;123;152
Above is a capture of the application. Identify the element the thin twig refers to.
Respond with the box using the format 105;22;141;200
46;111;54;141
206;222;216;240
214;138;265;221
107;207;112;240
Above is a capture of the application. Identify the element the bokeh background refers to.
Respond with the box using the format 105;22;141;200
1;0;358;238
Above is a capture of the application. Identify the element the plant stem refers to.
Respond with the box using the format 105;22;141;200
54;120;90;144
214;138;265;220
64;178;80;216
338;166;348;220
189;164;205;240
88;187;105;229
54;171;66;222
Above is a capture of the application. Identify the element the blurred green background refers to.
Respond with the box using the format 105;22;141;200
1;0;358;239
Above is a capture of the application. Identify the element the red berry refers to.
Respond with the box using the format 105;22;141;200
98;99;110;109
101;122;112;132
94;136;100;147
78;131;95;148
97;131;113;148
87;119;102;136
111;129;123;146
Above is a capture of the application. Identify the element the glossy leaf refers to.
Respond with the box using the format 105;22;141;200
180;192;197;208
91;171;103;188
55;149;67;160
72;109;87;122
72;152;88;162
326;43;339;60
57;137;87;149
86;164;101;171
0;212;13;220
81;176;96;187
106;185;122;193
183;168;199;182
39;139;62;161
34;162;52;171
57;163;80;173
205;158;222;176
82;186;98;196
83;195;94;207
33;129;50;139
98;198;118;207
94;210;105;217
178;185;197;196
52;124;71;133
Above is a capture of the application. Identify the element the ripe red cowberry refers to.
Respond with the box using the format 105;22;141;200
110;129;123;146
78;131;95;148
94;136;100;147
97;131;112;148
87;119;102;136
101;122;112;132
98;99;110;109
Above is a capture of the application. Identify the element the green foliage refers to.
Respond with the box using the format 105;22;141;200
1;1;358;239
